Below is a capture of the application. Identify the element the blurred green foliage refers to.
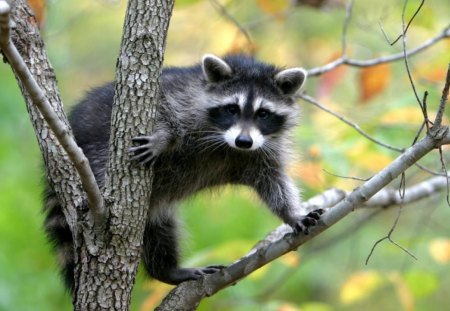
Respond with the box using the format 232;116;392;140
1;0;449;310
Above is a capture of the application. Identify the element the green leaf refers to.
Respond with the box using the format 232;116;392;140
301;302;334;311
404;270;439;299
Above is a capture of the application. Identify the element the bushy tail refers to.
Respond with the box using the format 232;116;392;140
43;187;75;292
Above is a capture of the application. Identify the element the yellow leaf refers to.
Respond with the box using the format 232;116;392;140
340;271;384;304
140;281;172;311
256;0;290;16
346;142;392;172
380;106;424;125
359;63;391;102
308;145;321;159
429;238;450;264
290;161;325;189
227;30;258;55
279;252;301;268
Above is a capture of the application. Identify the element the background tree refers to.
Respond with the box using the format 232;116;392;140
0;0;449;310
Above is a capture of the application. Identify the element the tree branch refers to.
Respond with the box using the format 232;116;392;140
73;0;175;309
157;124;450;309
307;24;450;76
435;63;450;129
299;93;404;152
299;93;447;176
0;0;105;229
209;0;253;48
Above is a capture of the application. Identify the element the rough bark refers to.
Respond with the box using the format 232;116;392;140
3;0;449;310
4;0;81;237
2;0;174;309
73;0;174;310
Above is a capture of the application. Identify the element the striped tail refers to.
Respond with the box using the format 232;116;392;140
43;187;75;292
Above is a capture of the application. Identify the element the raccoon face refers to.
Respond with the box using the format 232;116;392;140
203;54;307;151
207;93;290;151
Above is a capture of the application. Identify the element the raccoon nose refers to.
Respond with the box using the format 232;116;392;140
235;134;253;149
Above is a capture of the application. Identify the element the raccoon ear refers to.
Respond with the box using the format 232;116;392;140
202;54;233;83
274;68;307;95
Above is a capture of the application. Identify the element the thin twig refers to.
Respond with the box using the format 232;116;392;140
365;173;450;207
256;208;382;301
434;63;450;129
299;94;405;152
209;0;253;49
401;0;424;111
412;121;426;146
383;0;425;46
341;0;354;56
243;7;294;31
399;172;406;199
366;180;417;266
322;168;370;182
429;64;450;206
413;162;448;176
300;93;446;177
438;147;450;207
421;91;430;132
307;24;450;76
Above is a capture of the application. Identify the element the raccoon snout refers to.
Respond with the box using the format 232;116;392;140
235;134;253;149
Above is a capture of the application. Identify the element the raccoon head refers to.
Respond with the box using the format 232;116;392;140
202;54;307;151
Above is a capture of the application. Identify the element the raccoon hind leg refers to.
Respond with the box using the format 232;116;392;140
142;213;224;285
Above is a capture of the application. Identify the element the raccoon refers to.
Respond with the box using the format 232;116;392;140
43;54;323;290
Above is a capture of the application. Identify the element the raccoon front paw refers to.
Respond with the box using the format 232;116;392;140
292;209;325;235
129;135;160;165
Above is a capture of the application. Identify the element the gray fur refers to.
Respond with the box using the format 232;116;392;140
43;54;321;289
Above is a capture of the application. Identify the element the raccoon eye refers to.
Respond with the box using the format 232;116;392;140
256;109;271;119
225;104;239;116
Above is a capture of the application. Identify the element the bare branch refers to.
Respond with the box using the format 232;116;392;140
267;172;450;258
401;0;424;111
366;173;449;207
299;94;405;152
158;129;450;309
438;147;450;207
341;0;354;56
435;64;450;207
209;0;253;48
366;173;417;264
307;25;450;76
0;1;105;226
366;205;418;265
322;168;370;182
383;0;425;46
299;94;446;176
243;5;294;31
435;63;450;129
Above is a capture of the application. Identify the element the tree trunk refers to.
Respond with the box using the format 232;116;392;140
4;0;174;309
73;0;174;309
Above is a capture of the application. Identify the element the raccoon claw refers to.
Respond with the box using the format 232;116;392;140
129;150;156;165
292;209;325;235
129;135;158;165
131;136;153;144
